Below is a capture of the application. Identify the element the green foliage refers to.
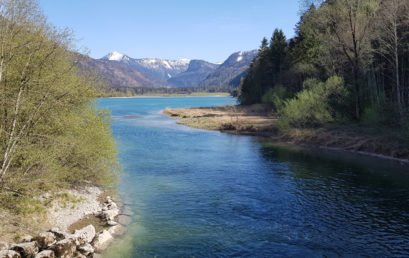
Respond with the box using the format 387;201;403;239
270;29;287;74
362;105;387;125
239;29;288;105
278;76;347;128
240;0;409;131
0;0;118;211
261;85;288;108
362;101;401;127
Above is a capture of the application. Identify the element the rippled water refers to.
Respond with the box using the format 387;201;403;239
98;97;409;258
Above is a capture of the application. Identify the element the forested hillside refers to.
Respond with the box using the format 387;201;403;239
0;0;117;213
239;0;409;134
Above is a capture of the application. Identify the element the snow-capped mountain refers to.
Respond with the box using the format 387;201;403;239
168;60;219;87
101;52;190;81
200;50;258;88
76;54;164;88
102;51;130;62
77;50;256;89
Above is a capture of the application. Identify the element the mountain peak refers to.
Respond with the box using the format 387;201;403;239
103;51;129;62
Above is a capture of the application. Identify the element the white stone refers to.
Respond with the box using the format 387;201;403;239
18;235;33;243
101;208;119;221
107;220;118;226
34;250;55;258
77;243;94;256
11;242;39;257
107;225;126;237
52;239;76;258
92;230;113;253
0;250;21;258
35;232;56;249
73;225;96;244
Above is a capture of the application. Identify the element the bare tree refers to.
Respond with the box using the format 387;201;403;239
375;0;409;115
320;0;380;119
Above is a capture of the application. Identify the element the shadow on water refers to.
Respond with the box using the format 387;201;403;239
257;141;409;257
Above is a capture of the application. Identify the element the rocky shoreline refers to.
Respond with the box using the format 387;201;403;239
0;196;127;258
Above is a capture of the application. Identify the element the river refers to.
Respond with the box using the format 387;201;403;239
98;96;409;257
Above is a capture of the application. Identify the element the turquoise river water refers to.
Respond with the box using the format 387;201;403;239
98;96;409;258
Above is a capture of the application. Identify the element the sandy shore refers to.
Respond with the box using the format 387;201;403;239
47;186;103;232
0;186;112;242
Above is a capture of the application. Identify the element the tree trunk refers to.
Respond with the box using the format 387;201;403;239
393;18;402;115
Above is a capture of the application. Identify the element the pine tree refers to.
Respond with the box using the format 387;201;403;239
270;29;287;79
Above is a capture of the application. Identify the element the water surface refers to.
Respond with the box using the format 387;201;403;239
98;97;409;257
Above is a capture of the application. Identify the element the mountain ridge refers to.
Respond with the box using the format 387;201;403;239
77;50;257;90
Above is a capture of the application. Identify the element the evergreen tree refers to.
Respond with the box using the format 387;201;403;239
270;29;287;79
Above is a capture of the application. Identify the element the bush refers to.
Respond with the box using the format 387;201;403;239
261;85;288;108
362;101;400;127
277;76;347;128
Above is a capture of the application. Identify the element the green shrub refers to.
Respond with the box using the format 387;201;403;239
362;101;400;127
277;76;347;128
261;85;288;109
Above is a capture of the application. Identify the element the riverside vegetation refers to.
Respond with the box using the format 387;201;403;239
0;0;118;241
167;0;409;161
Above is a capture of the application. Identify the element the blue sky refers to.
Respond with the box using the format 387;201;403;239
39;0;301;63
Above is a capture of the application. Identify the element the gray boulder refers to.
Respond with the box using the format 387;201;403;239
34;250;55;258
48;228;68;241
11;242;39;257
73;225;96;245
101;208;119;222
77;243;94;256
72;252;86;258
108;225;126;237
52;239;76;258
92;230;113;253
17;235;33;243
0;250;21;258
35;232;56;249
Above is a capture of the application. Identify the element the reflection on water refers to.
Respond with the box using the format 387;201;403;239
99;97;409;258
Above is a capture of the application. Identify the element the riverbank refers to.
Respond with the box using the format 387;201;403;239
163;105;409;163
0;185;128;256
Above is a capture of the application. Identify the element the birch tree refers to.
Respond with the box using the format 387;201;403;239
320;0;380;119
0;0;117;193
375;0;409;115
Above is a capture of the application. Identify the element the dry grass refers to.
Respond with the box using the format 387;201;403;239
68;214;107;233
282;125;409;161
164;105;409;162
0;209;50;242
163;104;278;135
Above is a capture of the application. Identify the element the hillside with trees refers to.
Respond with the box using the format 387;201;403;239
239;0;409;137
0;0;117;222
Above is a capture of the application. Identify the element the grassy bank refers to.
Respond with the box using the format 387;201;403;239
164;105;409;163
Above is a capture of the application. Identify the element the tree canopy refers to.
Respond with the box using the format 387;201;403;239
0;0;117;207
239;0;409;130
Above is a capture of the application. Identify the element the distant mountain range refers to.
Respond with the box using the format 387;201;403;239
76;50;257;90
